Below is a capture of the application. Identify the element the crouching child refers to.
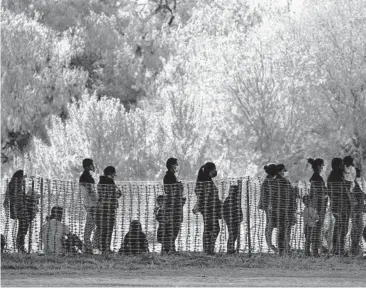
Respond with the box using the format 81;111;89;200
223;185;243;254
119;220;149;255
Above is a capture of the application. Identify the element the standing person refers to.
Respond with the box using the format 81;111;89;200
3;170;29;253
343;156;357;190
327;158;351;256
97;166;122;253
350;168;365;255
302;195;319;256
258;163;278;252
40;206;70;254
162;158;186;254
307;158;328;257
79;158;98;254
193;162;222;255
153;195;173;254
270;164;298;256
223;185;243;254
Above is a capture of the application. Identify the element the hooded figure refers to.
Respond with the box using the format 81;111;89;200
193;162;222;255
96;166;122;253
120;220;149;255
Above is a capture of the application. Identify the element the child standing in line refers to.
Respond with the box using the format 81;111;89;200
223;185;243;254
303;195;319;257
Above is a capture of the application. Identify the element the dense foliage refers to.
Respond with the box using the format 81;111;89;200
2;0;366;181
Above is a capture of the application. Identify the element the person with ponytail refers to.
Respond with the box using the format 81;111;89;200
307;158;327;256
193;162;222;255
327;158;350;256
258;163;278;252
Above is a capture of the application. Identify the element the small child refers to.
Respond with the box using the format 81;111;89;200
303;195;320;257
119;220;149;255
223;185;243;254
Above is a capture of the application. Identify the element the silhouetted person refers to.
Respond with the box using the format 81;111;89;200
327;158;350;256
307;158;327;256
120;220;149;255
258;163;278;252
79;158;98;254
302;195;319;256
270;164;298;256
223;185;243;254
97;166;122;253
193;162;222;255
162;158;186;254
3;170;29;253
350;168;365;255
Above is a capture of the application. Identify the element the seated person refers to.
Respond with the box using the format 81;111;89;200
119;220;149;255
40;206;74;254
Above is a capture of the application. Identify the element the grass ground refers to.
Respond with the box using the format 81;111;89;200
2;253;366;287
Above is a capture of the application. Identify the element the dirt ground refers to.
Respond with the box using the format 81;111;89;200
2;268;366;287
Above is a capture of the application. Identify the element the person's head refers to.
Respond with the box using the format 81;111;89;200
50;206;63;221
302;195;312;207
276;164;287;177
156;195;166;207
307;158;325;174
196;162;217;182
264;163;277;176
82;158;95;172
331;158;344;171
166;158;179;173
129;220;142;232
11;170;24;182
343;156;354;167
104;166;116;179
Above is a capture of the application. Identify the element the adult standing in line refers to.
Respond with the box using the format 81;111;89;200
79;158;98;254
258;163;278;252
350;168;365;255
270;164;298;256
307;158;328;257
327;158;351;256
97;166;122;253
3;170;28;253
162;158;186;254
193;162;222;255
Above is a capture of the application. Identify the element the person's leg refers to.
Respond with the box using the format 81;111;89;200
265;211;276;251
16;214;29;253
332;213;341;255
304;226;311;256
210;218;220;254
350;211;363;255
226;223;235;254
171;221;181;253
105;209;116;252
202;212;214;254
84;208;95;251
339;210;350;256
277;222;286;256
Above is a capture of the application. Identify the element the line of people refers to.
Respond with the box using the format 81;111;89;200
2;156;365;256
258;156;366;257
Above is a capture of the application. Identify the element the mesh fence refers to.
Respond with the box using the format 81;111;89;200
1;176;365;255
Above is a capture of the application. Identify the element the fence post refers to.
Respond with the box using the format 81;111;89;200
39;178;44;252
246;176;252;257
